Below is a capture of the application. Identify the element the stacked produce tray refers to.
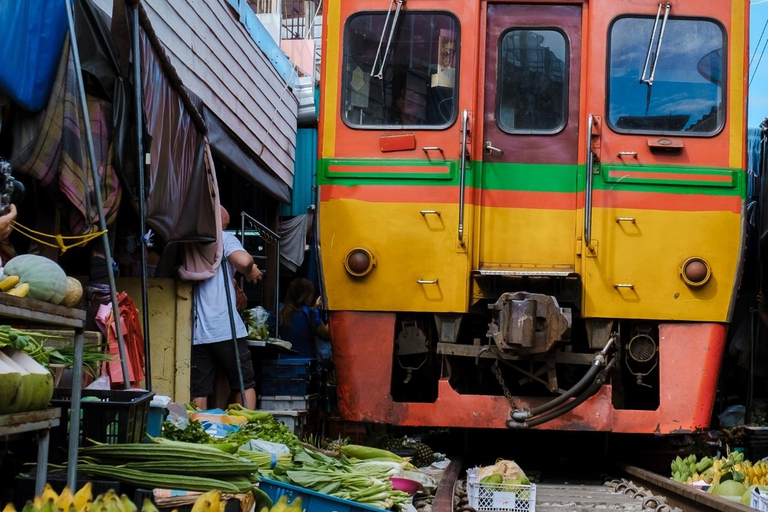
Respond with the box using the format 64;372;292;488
259;395;319;411
259;359;320;436
261;358;320;396
259;477;383;512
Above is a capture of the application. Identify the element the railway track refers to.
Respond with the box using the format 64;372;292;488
435;461;754;512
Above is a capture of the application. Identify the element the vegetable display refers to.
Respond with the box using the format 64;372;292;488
76;441;260;493
0;347;53;414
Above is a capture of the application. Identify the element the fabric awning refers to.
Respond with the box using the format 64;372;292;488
203;106;292;204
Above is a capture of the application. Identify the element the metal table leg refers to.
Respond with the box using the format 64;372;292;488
36;428;51;495
67;329;84;489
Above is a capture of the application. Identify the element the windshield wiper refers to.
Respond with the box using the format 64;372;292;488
640;2;671;86
370;0;405;79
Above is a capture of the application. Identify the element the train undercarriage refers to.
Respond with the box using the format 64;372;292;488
328;276;727;433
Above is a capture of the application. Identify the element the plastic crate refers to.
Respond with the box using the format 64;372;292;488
262;359;318;379
259;394;319;411
258;477;383;512
50;389;154;454
753;489;768;512
261;376;319;396
467;469;536;512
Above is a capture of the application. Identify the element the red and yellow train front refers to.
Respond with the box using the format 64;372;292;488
317;0;749;432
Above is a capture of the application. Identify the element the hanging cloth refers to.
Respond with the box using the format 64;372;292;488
96;292;146;387
279;213;313;272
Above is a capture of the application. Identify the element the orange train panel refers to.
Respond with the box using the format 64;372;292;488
330;312;726;433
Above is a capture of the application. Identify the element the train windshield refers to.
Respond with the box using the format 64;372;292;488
608;17;725;135
342;12;459;129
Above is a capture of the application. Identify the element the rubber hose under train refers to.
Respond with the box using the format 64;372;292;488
506;356;617;429
511;336;616;422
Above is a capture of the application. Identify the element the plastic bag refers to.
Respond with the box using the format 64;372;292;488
243;306;270;340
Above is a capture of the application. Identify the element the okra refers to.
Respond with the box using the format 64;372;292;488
78;464;241;493
80;443;240;462
124;461;258;476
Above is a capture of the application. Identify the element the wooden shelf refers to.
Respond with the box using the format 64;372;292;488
0;294;85;329
0;408;61;436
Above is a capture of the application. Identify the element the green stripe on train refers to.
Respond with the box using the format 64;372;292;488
319;159;746;198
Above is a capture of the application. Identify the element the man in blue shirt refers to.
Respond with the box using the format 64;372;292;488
191;206;262;409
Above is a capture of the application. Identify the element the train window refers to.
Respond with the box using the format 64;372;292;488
608;17;725;136
496;29;568;134
342;12;459;129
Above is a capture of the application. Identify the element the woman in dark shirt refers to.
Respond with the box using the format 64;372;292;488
278;278;329;359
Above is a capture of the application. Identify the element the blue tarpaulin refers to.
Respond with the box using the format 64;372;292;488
0;0;68;111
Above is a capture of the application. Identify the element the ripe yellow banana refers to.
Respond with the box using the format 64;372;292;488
0;275;19;292
7;282;29;297
57;486;74;512
190;493;212;512
73;483;93;512
42;485;59;504
139;501;157;512
285;497;302;512
119;496;136;512
270;496;288;512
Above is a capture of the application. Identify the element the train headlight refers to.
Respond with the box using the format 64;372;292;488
680;257;711;287
344;247;375;277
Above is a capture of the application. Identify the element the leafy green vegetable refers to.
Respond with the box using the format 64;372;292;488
162;420;212;444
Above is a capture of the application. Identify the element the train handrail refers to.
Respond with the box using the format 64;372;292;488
584;114;595;249
458;109;469;247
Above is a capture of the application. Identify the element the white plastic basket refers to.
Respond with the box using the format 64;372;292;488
467;469;536;512
752;488;768;512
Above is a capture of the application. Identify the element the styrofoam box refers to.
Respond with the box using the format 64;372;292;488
272;409;310;437
753;489;768;512
259;394;319;411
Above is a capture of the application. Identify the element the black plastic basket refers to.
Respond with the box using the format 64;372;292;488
50;389;154;457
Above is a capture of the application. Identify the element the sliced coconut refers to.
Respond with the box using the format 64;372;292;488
0;351;31;412
4;349;53;412
0;358;23;414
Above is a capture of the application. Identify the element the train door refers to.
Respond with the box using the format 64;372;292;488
479;4;582;276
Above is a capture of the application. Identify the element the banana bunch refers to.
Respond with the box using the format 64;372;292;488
190;491;224;512
0;484;157;512
671;454;701;483
0;275;28;297
2;486;230;512
747;461;768;486
259;495;302;512
671;450;768;487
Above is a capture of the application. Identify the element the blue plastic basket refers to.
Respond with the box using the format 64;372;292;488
261;376;320;396
262;359;318;379
258;477;384;512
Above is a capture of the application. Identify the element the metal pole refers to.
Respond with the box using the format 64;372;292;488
133;3;151;390
66;329;84;489
65;0;131;389
221;257;247;406
275;238;280;339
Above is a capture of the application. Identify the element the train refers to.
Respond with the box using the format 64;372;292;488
316;0;750;433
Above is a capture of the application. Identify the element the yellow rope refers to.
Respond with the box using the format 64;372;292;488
11;221;107;254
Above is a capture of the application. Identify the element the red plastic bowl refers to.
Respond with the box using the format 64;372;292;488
390;477;423;495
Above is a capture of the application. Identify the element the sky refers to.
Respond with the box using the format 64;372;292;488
750;0;768;127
